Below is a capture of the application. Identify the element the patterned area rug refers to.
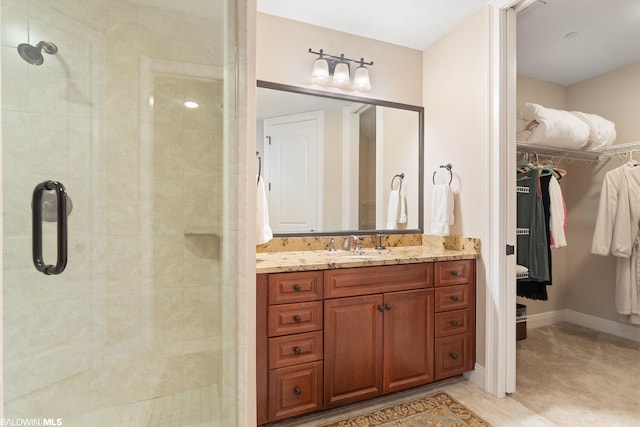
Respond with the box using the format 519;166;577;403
320;392;490;427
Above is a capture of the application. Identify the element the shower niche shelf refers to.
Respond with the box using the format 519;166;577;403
184;227;219;236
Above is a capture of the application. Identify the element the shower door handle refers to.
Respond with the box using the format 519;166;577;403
32;180;68;275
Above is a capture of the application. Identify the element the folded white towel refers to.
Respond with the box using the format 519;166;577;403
256;176;273;245
386;188;407;229
430;184;454;236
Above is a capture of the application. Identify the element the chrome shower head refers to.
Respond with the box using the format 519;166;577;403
17;41;58;66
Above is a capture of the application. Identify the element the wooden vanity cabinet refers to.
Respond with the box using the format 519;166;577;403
434;259;476;380
257;271;324;424
257;259;475;425
323;263;434;408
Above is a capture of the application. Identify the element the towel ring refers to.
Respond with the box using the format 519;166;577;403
432;163;453;185
391;173;404;191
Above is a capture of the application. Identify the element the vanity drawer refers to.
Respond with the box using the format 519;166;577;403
269;271;323;305
434;333;473;380
435;309;471;338
268;301;323;337
324;263;433;298
435;260;474;287
435;285;471;312
269;331;323;369
268;361;323;421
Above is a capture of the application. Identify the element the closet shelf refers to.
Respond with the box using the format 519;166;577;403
516;140;640;164
516;142;606;163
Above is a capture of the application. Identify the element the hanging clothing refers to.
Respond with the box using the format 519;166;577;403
518;170;553;300
591;161;640;323
548;175;567;248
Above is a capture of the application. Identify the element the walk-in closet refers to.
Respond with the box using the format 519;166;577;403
510;0;640;423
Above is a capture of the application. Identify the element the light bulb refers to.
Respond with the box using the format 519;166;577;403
332;62;350;87
352;65;371;91
311;58;330;84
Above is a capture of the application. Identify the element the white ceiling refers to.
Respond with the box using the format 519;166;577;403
517;0;640;86
257;0;640;87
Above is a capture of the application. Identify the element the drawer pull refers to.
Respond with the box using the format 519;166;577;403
450;353;459;360
451;320;459;327
293;315;302;323
451;295;459;302
451;270;459;277
293;347;301;355
384;304;392;311
293;284;301;292
294;387;302;396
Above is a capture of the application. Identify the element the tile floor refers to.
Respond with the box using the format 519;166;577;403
61;386;222;427
266;377;556;427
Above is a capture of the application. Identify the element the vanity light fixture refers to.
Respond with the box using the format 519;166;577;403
309;48;373;91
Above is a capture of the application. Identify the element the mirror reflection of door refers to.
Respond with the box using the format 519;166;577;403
359;107;376;230
264;112;323;232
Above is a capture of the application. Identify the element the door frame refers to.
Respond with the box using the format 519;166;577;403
486;0;539;397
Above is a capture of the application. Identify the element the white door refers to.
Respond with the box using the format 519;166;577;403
264;112;323;233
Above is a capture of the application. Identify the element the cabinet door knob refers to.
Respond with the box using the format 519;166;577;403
450;353;459;360
378;305;386;312
451;295;459;301
293;315;301;323
384;304;392;311
293;347;301;355
294;387;302;396
451;270;459;277
293;284;301;292
451;320;459;327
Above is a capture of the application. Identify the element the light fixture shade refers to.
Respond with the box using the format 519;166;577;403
332;62;350;87
311;58;330;83
352;65;371;91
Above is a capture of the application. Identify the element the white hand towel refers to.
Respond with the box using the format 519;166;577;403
386;186;408;229
430;184;454;236
386;189;400;229
398;186;407;224
256;176;273;245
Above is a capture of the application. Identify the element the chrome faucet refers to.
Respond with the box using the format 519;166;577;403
343;235;361;251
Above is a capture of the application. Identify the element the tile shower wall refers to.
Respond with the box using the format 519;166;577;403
2;0;235;424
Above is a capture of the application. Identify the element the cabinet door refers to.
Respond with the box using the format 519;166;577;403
324;294;384;408
383;289;435;393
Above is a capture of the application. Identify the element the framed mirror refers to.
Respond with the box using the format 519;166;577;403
256;80;424;236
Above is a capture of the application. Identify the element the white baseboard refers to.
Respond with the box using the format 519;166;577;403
526;308;640;343
464;363;486;389
525;309;564;329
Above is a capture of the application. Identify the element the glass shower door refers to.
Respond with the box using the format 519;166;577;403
1;1;237;425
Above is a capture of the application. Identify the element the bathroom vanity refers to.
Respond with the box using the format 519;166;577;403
256;239;478;425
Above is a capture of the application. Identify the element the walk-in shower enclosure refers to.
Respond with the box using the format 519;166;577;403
1;0;238;425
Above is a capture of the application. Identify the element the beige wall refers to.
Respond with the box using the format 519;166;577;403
256;13;423;106
423;6;489;368
565;61;640;322
515;61;640;323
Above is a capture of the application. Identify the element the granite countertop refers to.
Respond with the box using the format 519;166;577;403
256;244;478;274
